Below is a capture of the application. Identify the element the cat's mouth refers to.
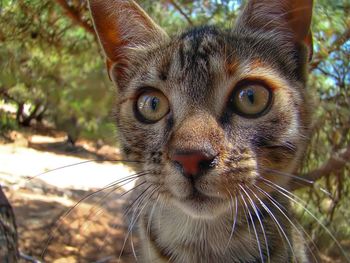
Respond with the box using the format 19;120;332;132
184;188;213;202
174;188;228;218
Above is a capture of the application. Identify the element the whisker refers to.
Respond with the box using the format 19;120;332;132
261;178;350;262
130;230;137;262
224;188;238;252
129;185;160;231
238;195;252;236
240;185;270;262
262;168;314;185
249;185;299;262
262;168;333;197
128;186;158;262
119;185;160;261
95;182;149;254
131;186;160;259
146;193;160;259
40;171;149;259
318;186;332;198
63;172;148;223
27;158;144;181
123;184;154;219
118;184;155;259
252;185;319;263
147;194;160;235
81;180;148;235
239;186;264;263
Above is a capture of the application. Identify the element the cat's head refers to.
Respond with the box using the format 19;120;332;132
89;0;313;218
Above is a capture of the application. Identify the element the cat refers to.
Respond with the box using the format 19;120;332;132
88;0;314;262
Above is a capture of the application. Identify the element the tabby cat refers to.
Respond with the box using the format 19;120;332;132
88;0;314;262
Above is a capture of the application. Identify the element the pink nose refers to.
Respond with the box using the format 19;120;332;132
171;151;217;178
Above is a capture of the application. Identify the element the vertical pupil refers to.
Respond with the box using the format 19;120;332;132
246;89;255;104
150;97;159;111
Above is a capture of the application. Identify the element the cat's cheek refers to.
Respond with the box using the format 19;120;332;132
255;146;300;188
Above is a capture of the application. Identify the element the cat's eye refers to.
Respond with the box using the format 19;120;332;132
135;89;170;123
230;83;272;118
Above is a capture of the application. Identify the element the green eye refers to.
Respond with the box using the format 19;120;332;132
230;83;272;118
135;89;170;123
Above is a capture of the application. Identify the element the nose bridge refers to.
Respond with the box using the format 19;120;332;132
170;111;223;153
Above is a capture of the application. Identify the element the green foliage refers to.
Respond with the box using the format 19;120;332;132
0;109;18;133
0;0;113;143
297;0;350;257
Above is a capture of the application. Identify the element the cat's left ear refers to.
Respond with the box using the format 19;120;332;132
88;0;168;80
236;0;313;61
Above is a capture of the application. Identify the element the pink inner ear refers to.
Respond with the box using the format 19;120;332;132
89;0;167;63
95;18;128;62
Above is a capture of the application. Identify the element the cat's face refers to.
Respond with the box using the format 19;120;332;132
89;0;313;218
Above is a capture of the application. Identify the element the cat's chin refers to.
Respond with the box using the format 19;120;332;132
172;192;228;219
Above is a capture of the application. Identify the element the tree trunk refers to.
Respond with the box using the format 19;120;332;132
35;107;47;123
16;103;24;124
21;103;42;127
0;185;19;262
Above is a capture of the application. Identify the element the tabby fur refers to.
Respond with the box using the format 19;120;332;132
88;0;314;262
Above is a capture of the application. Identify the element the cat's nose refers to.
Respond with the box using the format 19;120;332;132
171;150;218;178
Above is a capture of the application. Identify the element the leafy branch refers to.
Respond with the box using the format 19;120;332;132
311;26;350;71
54;0;95;35
291;145;350;190
167;0;194;26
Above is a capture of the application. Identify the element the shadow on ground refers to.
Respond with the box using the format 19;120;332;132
1;128;138;262
7;186;137;263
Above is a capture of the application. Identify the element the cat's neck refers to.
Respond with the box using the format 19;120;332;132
138;196;295;263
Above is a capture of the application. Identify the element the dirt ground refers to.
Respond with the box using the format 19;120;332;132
1;128;348;263
0;129;138;262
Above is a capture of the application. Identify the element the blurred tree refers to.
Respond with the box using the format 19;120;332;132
297;0;350;258
0;0;114;144
0;186;18;262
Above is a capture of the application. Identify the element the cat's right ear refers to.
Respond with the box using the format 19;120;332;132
235;0;313;61
88;0;168;80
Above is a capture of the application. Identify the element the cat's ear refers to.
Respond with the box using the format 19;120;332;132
88;0;168;79
236;0;313;60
